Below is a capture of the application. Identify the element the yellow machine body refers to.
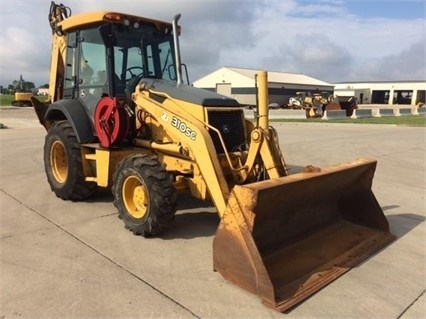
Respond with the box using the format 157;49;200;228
12;92;33;107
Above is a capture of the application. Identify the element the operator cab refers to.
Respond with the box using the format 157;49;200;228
63;17;179;119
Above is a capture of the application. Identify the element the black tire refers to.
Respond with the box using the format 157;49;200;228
44;120;97;200
112;154;177;237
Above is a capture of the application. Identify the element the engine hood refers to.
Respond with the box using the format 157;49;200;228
139;78;240;107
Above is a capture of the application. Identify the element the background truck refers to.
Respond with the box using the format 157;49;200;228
31;2;394;312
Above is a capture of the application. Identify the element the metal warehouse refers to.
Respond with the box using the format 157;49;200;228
334;81;426;106
193;67;334;107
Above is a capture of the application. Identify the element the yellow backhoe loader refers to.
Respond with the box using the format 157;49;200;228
32;2;394;312
11;75;34;107
12;92;33;107
288;91;343;118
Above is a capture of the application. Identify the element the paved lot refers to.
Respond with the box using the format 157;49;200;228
1;107;425;318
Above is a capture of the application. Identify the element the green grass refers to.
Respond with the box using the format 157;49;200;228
0;94;48;106
0;94;15;106
271;115;426;126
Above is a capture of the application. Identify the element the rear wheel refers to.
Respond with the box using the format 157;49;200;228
44;120;97;200
112;154;177;237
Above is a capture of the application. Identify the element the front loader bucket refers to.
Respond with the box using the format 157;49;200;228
213;158;394;312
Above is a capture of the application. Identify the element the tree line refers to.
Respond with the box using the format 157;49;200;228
0;75;48;94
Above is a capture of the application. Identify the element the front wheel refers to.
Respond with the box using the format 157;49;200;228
112;154;177;237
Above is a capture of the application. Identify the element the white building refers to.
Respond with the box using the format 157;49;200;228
193;67;334;107
333;81;426;106
37;88;49;96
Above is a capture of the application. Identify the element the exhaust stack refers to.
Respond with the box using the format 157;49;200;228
172;14;183;87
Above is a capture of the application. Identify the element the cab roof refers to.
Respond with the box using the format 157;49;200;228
58;11;175;33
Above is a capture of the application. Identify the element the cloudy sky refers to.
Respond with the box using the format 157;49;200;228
0;0;424;87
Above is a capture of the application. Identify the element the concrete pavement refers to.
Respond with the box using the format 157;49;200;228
1;107;425;318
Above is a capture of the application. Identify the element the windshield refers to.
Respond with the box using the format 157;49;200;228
112;25;176;84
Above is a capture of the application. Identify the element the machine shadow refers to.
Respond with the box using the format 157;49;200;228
386;213;425;239
85;188;114;203
162;193;219;240
175;192;215;210
162;211;220;240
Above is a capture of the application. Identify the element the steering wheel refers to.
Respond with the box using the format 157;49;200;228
121;66;144;82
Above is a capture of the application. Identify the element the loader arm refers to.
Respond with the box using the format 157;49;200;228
245;71;288;179
131;85;231;216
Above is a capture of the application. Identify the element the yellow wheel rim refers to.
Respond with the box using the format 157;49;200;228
50;140;68;184
122;175;148;219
